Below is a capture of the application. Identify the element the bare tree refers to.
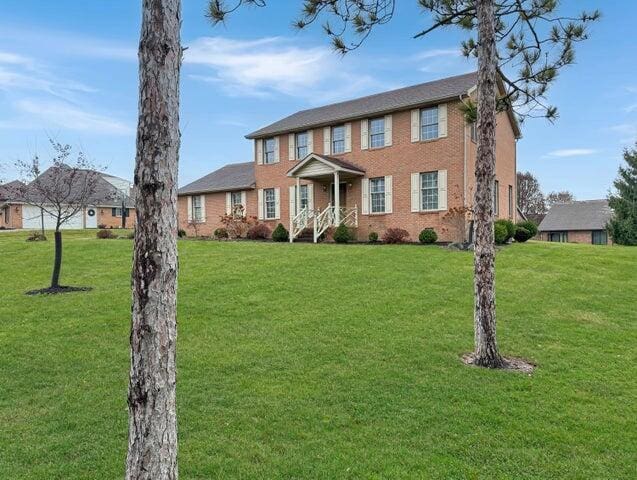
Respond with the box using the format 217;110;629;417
209;0;599;369
126;0;182;478
17;141;101;293
517;171;546;216
546;190;574;208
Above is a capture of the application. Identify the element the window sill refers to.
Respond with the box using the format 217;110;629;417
415;137;442;144
365;212;390;216
415;209;445;214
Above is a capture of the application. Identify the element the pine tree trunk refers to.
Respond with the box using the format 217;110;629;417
126;1;181;479
472;0;504;368
50;230;62;288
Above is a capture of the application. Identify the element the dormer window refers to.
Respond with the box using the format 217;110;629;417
331;125;345;154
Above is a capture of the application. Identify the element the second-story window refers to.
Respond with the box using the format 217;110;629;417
369;117;385;148
264;137;276;164
369;177;386;213
332;125;345;154
296;132;308;159
420;107;439;141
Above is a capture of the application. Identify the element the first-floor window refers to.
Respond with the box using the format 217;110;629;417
549;231;567;242
420;171;439;210
494;180;500;216
264;188;276;219
508;185;513;218
369;177;385;213
231;191;243;215
470;122;477;142
296;132;308;159
191;196;202;222
592;230;608;245
112;207;130;218
299;185;308;211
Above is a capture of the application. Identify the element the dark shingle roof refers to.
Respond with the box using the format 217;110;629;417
247;72;478;138
178;162;255;195
0;180;26;201
538;200;612;231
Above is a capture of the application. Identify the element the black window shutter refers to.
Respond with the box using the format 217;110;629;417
112;207;117;217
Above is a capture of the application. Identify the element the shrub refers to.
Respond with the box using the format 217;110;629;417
220;214;259;239
97;229;116;239
333;224;353;243
214;227;229;240
247;223;271;240
494;222;508;245
514;226;532;243
495;219;516;241
382;228;410;244
517;220;538;238
368;231;378;243
272;223;289;242
177;229;186;238
26;231;47;242
419;228;438;244
97;223;107;229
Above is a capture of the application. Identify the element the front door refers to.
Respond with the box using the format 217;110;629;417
330;182;347;207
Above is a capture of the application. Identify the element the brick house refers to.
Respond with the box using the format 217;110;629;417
538;200;612;245
0;169;136;230
178;71;520;242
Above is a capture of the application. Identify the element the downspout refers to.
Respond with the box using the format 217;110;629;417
460;93;470;242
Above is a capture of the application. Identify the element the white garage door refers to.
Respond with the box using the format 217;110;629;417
22;205;85;230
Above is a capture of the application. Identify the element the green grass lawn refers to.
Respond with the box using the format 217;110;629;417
0;230;636;479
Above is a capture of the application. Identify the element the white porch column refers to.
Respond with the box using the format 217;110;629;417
296;176;301;214
334;170;340;225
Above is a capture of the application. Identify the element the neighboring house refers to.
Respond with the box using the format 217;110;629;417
0;168;136;230
178;71;521;242
538;200;612;245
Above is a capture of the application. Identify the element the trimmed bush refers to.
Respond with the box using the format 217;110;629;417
368;231;378;243
214;228;229;240
495;219;516;241
333;224;353;244
382;228;410;244
97;229;116;239
177;229;186;238
419;228;438;244
247;223;271;240
514;226;532;243
26;231;47;242
272;223;289;242
494;223;508;245
517;220;538;238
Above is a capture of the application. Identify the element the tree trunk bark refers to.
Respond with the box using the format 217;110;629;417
472;0;504;368
126;1;181;479
51;230;62;288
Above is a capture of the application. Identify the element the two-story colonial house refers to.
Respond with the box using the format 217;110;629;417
178;71;521;242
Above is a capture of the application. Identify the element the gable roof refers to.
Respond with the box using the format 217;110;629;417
247;72;479;139
538;200;612;232
287;153;365;177
178;162;255;195
0;180;26;201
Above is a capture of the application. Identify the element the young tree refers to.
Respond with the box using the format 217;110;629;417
17;141;101;293
126;0;181;479
517;171;546;216
210;0;599;368
546;190;574;208
608;143;637;245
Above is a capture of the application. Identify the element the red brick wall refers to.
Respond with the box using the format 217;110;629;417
177;190;257;236
540;230;611;245
97;207;137;229
1;203;23;229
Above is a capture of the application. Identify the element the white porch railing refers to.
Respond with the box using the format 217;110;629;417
310;204;358;243
289;206;315;242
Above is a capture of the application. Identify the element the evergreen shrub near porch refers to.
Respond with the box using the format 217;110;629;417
272;224;289;242
333;224;353;243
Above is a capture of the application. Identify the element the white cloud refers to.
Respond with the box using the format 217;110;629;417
546;148;597;158
624;103;637;113
9;99;132;135
608;123;637;144
184;36;392;102
414;48;461;60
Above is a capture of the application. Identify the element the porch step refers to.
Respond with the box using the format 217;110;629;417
295;228;315;243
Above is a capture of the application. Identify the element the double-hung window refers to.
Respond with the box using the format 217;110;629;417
264;138;276;164
508;185;513;218
231;191;243;216
592;230;607;245
191;195;203;222
369;117;385;148
369;177;386;213
420;107;439;140
493;180;499;216
296;132;308;159
332;125;345;154
420;172;439;210
299;185;309;211
264;188;276;219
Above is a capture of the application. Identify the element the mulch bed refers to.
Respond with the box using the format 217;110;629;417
26;286;93;296
462;353;536;374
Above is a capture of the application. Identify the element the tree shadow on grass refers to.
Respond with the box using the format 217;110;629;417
25;286;93;296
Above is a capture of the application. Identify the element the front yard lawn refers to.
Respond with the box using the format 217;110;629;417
0;231;635;478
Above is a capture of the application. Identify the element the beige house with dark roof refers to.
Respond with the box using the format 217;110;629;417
178;71;520;242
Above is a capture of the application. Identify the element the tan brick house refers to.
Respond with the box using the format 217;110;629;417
0;170;136;230
538;200;612;245
178;71;520;242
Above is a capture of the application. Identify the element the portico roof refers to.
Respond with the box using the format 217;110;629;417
287;153;365;178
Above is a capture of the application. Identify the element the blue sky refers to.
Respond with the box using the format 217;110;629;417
1;0;635;199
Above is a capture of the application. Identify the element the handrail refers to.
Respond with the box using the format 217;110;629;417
290;206;315;242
